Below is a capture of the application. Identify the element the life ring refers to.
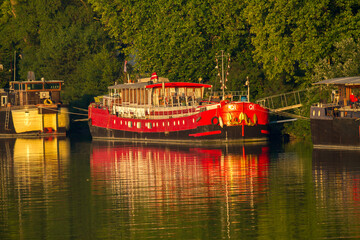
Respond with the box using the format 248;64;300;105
211;116;219;125
44;98;53;105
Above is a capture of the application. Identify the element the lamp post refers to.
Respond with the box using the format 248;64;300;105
13;51;16;81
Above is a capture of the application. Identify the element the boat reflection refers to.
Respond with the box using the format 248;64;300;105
90;142;270;235
1;137;70;173
14;137;70;181
0;137;70;199
0;137;71;239
91;142;269;193
313;149;360;204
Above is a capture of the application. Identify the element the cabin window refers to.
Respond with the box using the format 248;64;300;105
186;88;194;96
13;83;21;90
45;83;60;89
178;87;185;96
169;87;176;96
195;88;201;98
1;96;7;106
27;83;43;90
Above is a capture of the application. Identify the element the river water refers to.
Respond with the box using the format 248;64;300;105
1;137;360;239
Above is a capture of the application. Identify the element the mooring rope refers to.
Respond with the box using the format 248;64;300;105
39;106;88;117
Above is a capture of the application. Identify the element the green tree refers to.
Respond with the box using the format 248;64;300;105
245;0;360;90
0;0;19;87
313;38;360;82
0;0;121;102
89;0;258;89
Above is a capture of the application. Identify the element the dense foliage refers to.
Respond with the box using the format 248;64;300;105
0;0;121;101
1;0;360;137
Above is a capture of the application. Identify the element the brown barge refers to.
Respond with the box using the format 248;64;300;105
311;76;360;149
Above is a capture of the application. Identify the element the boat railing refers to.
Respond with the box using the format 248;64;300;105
313;102;360;112
112;104;200;120
0;105;38;111
312;103;339;108
311;102;360;119
209;91;247;101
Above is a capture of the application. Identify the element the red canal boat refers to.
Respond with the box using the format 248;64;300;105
88;75;269;143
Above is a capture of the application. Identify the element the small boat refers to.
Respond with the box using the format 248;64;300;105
88;74;269;144
0;77;70;137
311;76;360;149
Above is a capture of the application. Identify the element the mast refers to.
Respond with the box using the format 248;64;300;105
215;50;230;99
246;76;250;102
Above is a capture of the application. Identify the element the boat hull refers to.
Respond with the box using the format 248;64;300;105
311;117;360;149
89;123;268;143
88;102;269;144
0;106;70;137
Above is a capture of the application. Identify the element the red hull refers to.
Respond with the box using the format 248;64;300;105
88;101;269;143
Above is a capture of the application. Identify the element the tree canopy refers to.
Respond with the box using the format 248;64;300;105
0;0;121;101
89;0;253;85
246;0;360;86
1;0;360;104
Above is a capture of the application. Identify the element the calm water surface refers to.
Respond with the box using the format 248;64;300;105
1;138;360;239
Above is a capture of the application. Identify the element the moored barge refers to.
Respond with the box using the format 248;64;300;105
0;78;70;137
88;75;269;144
311;76;360;149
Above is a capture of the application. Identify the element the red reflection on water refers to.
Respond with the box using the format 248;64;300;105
90;143;269;201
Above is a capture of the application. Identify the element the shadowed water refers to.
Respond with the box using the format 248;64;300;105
0;138;360;239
